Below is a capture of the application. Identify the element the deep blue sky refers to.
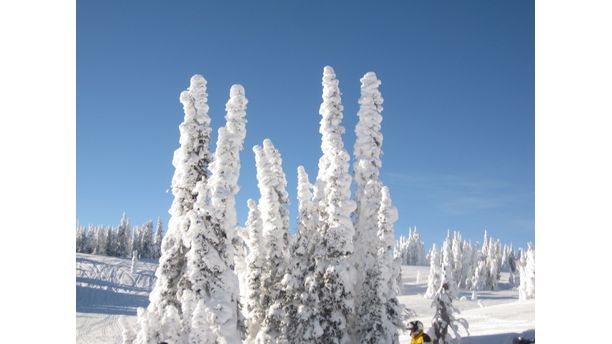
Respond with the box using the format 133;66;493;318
77;0;534;248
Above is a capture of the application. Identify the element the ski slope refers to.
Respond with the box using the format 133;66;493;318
76;253;535;343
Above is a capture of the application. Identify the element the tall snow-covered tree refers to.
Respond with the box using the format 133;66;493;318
309;66;357;344
352;71;384;300
517;243;535;300
252;139;290;343
132;74;213;344
181;83;248;344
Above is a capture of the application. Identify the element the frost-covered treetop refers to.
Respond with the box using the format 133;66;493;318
172;74;212;216
297;166;313;210
208;83;248;229
354;71;384;186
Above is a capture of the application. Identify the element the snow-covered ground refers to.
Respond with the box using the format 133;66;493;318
76;253;534;343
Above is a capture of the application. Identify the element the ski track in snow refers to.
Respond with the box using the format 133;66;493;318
76;254;534;343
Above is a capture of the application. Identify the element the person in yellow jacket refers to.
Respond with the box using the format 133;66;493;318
408;320;432;344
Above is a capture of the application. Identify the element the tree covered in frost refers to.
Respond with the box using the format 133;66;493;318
115;213;131;258
244;199;265;343
439;232;458;296
352;71;384;295
251;139;290;343
358;186;405;344
281;166;319;343
153;217;164;259
430;282;469;344
132;74;213;344
517;243;535;300
308;66;357;344
395;227;427;266
180;83;247;344
425;244;442;299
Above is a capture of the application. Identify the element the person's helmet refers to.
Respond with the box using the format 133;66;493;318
408;320;424;334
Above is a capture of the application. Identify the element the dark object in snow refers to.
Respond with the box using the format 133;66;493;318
512;336;535;344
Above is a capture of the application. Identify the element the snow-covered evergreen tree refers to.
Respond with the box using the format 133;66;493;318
357;186;405;344
133;74;212;344
281;166;318;343
425;244;442;299
430;282;469;344
115;213;131;258
181;83;247;344
153;217;164;259
76;223;87;253
352;71;384;302
139;220;154;259
394;228;427;266
309;66;356;344
440;232;457;295
517;243;535;300
244;199;265;343
252;139;290;343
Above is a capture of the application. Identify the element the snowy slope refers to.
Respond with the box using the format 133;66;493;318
76;254;534;343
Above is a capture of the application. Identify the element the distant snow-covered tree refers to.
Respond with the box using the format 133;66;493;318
153;217;163;259
440;232;457;295
517;243;535;300
115;213;131;258
139;220;154;259
425;244;442;299
394;227;427;266
76;223;87;253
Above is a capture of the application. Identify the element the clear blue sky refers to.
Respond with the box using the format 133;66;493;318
77;0;534;248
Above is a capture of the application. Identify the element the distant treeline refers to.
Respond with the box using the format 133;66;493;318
76;213;164;259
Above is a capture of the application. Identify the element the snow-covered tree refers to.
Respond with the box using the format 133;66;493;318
180;83;248;344
394;227;427;266
76;223;87;253
153;217;164;259
357;186;405;344
115;213;131;258
281;166;318;343
517;243;535;300
353;71;384;301
133;74;213;344
139;220;154;259
451;231;463;287
252;139;290;343
244;199;265;343
440;232;457;295
425;244;442;299
309;66;356;344
429;282;469;344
